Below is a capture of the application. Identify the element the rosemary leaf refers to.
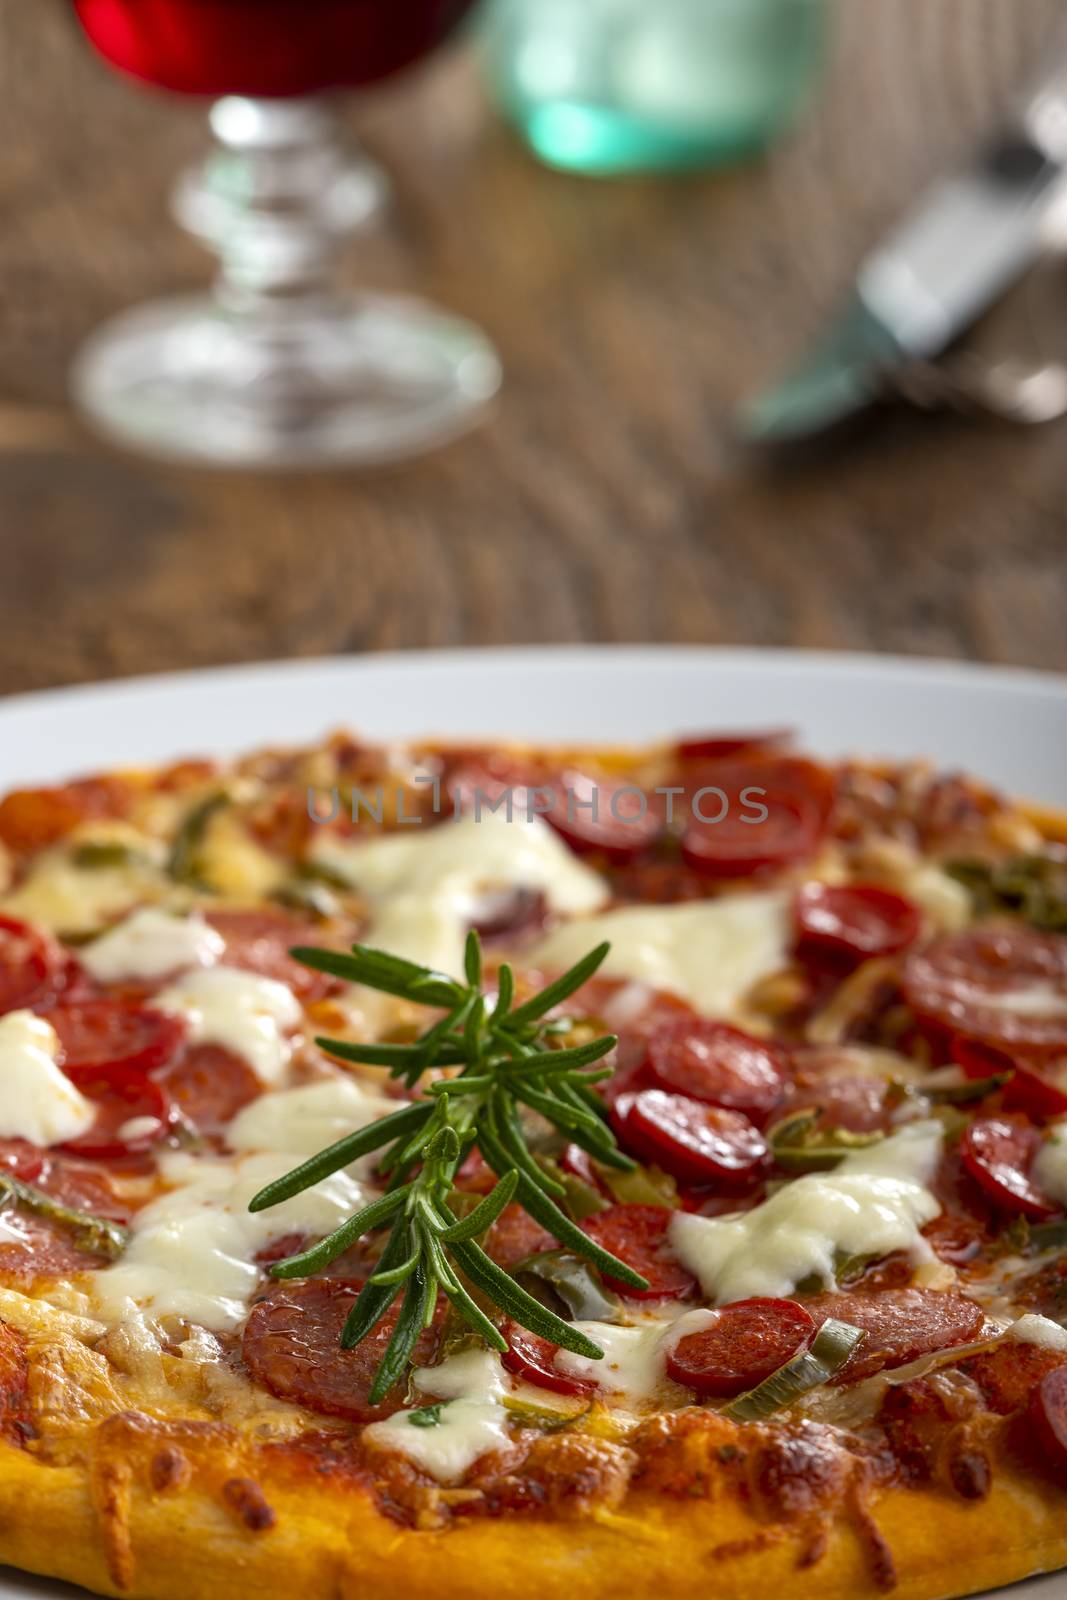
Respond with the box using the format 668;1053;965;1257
292;944;466;1009
506;942;610;1028
368;1266;435;1404
448;1235;605;1359
439;1171;519;1243
248;1101;431;1210
269;1187;409;1279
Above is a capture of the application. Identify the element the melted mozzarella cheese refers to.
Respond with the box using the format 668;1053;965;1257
80;907;224;984
195;808;290;899
155;966;301;1086
1034;1128;1067;1209
0;832;166;934
670;1121;944;1304
982;987;1067;1019
363;1349;512;1484
897;862;972;931
91;1149;365;1332
555;1320;668;1406
1008;1314;1067;1351
310;812;608;981
226;1077;398;1163
529;891;790;1018
0;1010;94;1146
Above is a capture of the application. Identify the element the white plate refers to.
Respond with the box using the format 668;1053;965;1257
2;646;1065;804
0;646;1065;1600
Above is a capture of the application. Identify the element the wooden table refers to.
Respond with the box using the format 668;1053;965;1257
2;0;1066;697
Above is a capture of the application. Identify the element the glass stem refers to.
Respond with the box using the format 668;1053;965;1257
173;96;386;323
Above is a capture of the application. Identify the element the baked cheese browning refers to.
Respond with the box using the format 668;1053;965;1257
0;730;1065;1600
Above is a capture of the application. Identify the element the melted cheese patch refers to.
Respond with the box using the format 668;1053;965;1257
555;1320;668;1406
1034;1128;1067;1208
310;812;608;980
363;1349;512;1484
530;891;790;1018
670;1121;944;1304
196;808;290;899
226;1077;398;1164
155;967;301;1086
0;833;166;934
983;987;1067;1019
0;1010;94;1146
91;1150;365;1332
81;907;224;984
1008;1314;1067;1351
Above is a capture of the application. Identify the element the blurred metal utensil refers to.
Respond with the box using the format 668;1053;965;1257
738;48;1067;445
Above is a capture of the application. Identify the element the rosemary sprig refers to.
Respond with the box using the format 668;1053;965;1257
0;1172;127;1260
249;932;648;1400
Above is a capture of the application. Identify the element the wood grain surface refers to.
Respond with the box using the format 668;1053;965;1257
1;0;1065;696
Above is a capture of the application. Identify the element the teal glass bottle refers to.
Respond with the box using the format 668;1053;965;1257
481;0;827;175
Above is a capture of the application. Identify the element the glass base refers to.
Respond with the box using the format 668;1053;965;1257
72;291;502;469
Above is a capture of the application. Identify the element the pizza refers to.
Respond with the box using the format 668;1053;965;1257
0;729;1066;1600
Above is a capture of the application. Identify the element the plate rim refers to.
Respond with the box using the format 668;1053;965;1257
2;643;1065;722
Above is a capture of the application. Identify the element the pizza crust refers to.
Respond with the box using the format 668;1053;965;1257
0;1425;1064;1600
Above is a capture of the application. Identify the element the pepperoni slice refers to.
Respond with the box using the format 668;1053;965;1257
446;756;533;820
484;1203;557;1272
779;1047;894;1135
47;999;186;1080
159;1043;262;1133
645;1019;788;1123
666;1299;815;1397
612;1090;769;1189
921;1210;987;1268
794;883;922;966
58;1067;173;1159
0;1139;46;1184
680;759;834;879
579;1204;695;1300
454;1146;496;1195
0;1210;104;1282
952;1037;1067;1122
675;731;792;762
500;1319;596;1397
1030;1365;1067;1472
0;1142;126;1239
468;887;547;944
804;1288;985;1382
55;955;100;1006
204;909;341;1002
600;1051;655;1112
242;1278;440;1423
559;1142;607;1193
544;772;663;864
0;916;61;1016
45;1154;128;1221
903;927;1067;1057
958;1117;1058;1221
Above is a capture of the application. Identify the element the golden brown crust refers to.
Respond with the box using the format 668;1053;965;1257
0;1422;1066;1600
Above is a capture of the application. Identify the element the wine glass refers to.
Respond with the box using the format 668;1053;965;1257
69;0;502;468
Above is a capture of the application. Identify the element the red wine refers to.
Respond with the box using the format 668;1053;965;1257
72;0;478;98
